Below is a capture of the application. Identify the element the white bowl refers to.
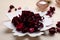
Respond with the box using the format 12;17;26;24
4;9;53;37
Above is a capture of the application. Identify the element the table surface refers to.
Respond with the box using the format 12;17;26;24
0;0;60;40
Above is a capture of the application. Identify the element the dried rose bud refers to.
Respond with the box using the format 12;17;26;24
12;16;20;26
22;28;28;33
56;21;60;28
46;11;53;17
15;8;17;11
46;7;55;17
35;14;42;21
9;5;15;9
16;23;24;32
50;7;55;13
56;28;60;33
49;27;56;35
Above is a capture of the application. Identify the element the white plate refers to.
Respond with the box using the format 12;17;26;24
4;10;53;37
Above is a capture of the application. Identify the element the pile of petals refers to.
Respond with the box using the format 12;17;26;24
11;6;55;33
12;11;44;33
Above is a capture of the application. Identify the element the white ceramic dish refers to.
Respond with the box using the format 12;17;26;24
4;9;53;37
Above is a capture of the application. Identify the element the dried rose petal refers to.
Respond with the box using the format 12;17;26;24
8;9;11;13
